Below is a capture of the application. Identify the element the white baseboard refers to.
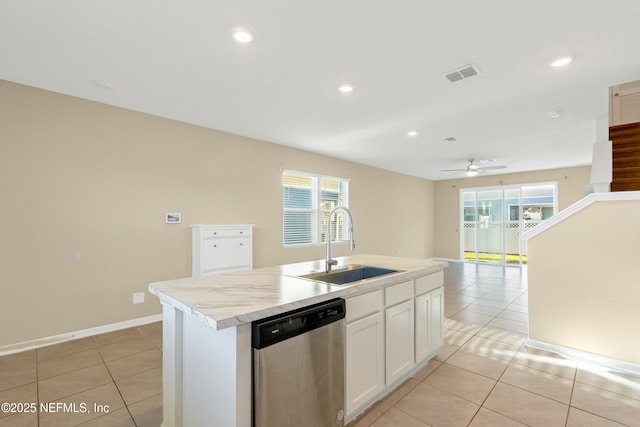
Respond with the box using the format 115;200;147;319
526;338;640;376
429;257;461;264
0;314;163;356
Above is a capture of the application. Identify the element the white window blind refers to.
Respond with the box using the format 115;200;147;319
283;171;349;247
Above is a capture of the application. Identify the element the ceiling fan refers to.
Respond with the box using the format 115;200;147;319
441;158;507;177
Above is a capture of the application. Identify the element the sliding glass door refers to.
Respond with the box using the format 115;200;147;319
461;183;557;266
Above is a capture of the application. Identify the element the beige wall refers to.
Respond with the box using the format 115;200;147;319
0;80;435;347
527;199;640;365
434;166;592;259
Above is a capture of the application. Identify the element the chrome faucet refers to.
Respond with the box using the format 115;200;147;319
326;206;355;273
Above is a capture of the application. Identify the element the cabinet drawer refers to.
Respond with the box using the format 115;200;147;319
202;228;251;238
346;290;383;323
415;271;443;295
385;281;413;306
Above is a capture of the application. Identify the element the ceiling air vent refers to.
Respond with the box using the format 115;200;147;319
444;64;481;83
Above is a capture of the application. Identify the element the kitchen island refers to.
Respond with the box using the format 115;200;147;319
149;254;447;427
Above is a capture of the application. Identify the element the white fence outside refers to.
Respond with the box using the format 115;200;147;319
463;220;542;255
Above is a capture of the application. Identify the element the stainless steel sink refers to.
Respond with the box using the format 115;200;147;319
298;264;400;285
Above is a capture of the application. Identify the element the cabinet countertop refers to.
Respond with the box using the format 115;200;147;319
148;254;447;331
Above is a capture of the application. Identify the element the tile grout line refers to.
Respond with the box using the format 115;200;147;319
446;271;531;426
35;348;41;427
451;265;575;425
91;335;137;427
439;278;517;425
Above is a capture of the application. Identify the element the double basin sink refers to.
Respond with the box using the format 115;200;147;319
297;264;400;286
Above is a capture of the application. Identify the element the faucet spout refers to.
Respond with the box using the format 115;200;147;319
326;206;355;273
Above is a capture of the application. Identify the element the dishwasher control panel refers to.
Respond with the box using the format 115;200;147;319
251;298;345;349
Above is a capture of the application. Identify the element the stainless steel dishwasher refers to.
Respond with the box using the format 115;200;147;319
252;298;345;427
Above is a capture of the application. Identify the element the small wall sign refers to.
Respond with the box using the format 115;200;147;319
165;212;182;224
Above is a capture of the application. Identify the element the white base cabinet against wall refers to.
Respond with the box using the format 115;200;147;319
191;224;253;277
345;270;444;422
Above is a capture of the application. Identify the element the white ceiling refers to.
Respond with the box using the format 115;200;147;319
2;0;639;180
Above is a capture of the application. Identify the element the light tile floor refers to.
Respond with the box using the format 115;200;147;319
349;261;640;427
2;262;640;426
0;322;162;426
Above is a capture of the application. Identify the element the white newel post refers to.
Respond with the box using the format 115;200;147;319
589;115;612;193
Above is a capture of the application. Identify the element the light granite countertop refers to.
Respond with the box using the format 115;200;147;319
148;254;447;331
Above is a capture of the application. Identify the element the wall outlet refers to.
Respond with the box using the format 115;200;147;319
132;292;145;304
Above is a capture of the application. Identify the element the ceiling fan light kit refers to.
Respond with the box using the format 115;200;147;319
441;158;507;177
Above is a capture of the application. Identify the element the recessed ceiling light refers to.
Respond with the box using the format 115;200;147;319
233;28;254;43
407;131;418;137
338;84;353;93
550;56;573;67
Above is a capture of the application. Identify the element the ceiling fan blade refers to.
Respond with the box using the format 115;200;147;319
442;159;506;176
477;165;507;170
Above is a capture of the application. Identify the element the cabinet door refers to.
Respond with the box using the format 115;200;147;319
201;237;251;274
429;287;444;349
414;292;431;363
345;311;384;417
385;300;414;385
610;80;640;126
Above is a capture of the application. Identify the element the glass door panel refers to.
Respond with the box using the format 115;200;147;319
462;191;477;262
476;190;504;264
504;188;522;265
520;183;556;264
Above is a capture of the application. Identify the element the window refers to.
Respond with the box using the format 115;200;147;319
282;170;349;246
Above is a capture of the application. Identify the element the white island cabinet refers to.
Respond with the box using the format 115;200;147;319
415;271;444;363
344;270;444;420
385;281;415;385
345;290;384;416
148;255;446;427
